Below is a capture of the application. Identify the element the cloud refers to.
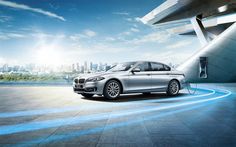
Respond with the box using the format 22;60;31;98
84;29;96;37
72;43;135;56
120;31;131;36
31;33;53;39
0;35;8;40
31;33;65;40
132;24;138;28
124;17;142;23
70;34;81;41
70;29;97;41
130;31;170;44
0;0;65;21
0;31;66;41
7;33;25;38
0;32;25;40
135;17;142;22
130;27;139;32
125;18;133;22
118;28;139;37
0;15;12;22
105;37;116;41
166;41;192;49
113;12;129;16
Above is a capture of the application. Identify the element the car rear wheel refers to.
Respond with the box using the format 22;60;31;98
104;80;121;99
167;80;180;96
142;92;151;95
81;93;94;98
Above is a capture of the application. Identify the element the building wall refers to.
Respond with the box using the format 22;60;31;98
177;22;236;83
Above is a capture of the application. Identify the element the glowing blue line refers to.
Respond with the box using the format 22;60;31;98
16;98;228;146
0;88;214;118
0;89;229;136
141;88;215;103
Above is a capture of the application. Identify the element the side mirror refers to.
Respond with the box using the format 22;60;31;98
132;67;141;73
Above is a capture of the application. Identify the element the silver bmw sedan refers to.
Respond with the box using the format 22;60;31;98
73;61;186;99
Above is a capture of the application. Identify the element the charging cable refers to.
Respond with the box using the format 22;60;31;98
186;82;197;95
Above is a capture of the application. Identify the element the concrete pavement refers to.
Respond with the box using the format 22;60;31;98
0;84;236;147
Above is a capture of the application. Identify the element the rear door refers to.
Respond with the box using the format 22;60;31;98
150;62;171;91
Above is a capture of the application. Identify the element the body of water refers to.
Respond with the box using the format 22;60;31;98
0;81;72;86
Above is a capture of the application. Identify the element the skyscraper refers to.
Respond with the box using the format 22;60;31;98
76;63;80;72
84;61;88;73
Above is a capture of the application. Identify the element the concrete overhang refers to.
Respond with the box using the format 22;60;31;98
141;0;236;26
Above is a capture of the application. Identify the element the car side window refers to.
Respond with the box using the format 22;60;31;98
151;62;170;71
164;65;171;71
136;62;150;71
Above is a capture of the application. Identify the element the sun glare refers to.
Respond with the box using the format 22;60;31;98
35;43;63;66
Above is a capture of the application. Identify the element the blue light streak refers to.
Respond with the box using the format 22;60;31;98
0;88;230;136
17;94;231;146
0;88;214;118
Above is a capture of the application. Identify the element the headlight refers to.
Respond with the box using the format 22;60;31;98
86;77;105;82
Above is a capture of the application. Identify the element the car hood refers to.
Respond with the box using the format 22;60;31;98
76;71;124;79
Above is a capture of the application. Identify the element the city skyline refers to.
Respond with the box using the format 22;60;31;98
0;61;113;73
0;60;179;75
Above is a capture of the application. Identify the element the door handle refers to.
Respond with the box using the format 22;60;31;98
147;74;151;76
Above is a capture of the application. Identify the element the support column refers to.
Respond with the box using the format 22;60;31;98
191;15;211;46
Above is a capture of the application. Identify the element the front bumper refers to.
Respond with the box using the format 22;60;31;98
73;81;105;95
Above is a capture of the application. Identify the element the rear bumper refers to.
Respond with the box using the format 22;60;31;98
179;79;187;90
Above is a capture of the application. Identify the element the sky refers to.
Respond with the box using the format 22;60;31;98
0;0;201;66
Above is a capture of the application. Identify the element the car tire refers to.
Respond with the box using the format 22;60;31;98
81;93;94;98
104;80;121;99
167;80;180;96
142;92;151;95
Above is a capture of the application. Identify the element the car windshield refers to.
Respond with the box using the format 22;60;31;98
108;62;136;72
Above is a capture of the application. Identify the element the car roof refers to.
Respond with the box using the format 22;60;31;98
121;61;169;66
135;61;167;64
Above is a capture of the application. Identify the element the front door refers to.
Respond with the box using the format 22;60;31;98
127;62;152;93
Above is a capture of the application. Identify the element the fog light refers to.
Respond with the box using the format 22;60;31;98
85;87;97;92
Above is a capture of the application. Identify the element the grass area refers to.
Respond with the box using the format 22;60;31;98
0;74;61;82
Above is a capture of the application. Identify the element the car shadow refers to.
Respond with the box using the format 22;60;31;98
81;93;188;103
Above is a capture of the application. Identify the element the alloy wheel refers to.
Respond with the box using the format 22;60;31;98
104;80;121;99
168;80;179;95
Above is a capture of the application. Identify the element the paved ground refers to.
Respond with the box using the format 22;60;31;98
0;83;236;147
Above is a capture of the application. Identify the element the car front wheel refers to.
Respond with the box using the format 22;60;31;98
167;80;180;96
104;80;121;99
